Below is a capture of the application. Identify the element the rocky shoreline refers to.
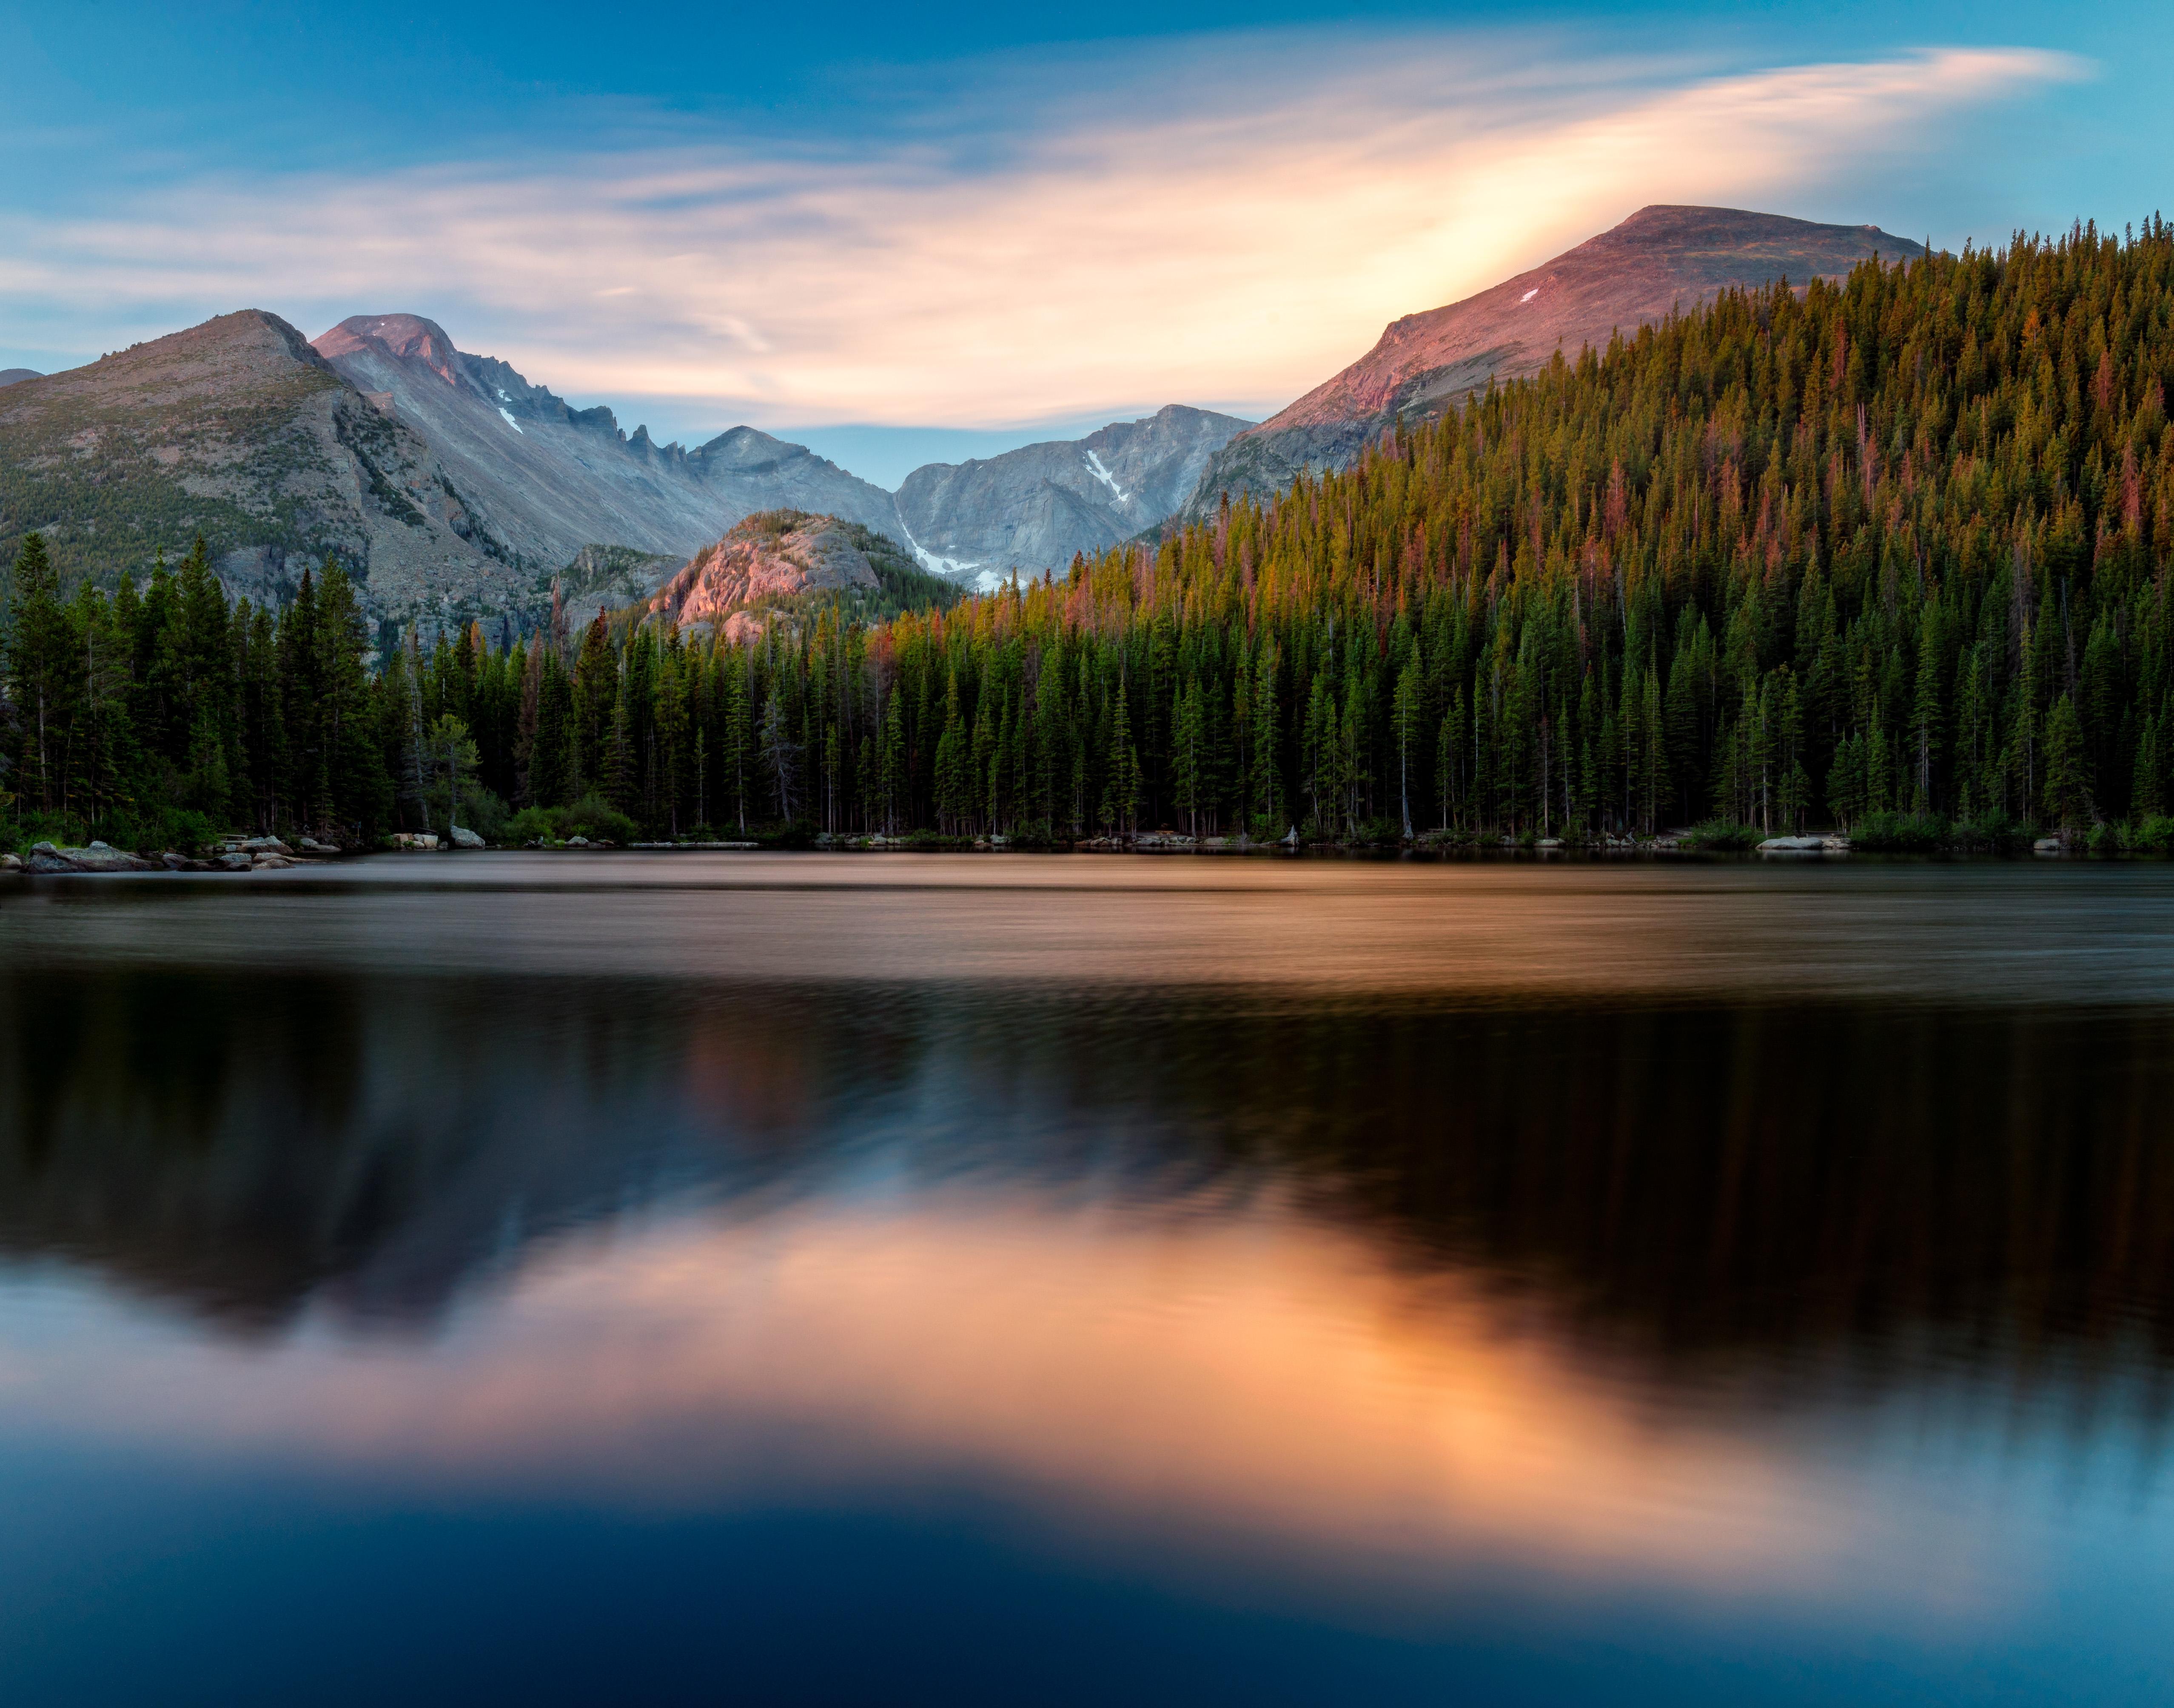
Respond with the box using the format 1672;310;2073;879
6;834;342;875
10;828;2108;874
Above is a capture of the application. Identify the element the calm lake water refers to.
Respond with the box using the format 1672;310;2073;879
2;854;2171;1705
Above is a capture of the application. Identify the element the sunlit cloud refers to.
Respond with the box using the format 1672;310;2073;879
0;39;2083;431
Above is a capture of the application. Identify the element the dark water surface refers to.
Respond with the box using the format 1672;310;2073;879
3;854;2172;1705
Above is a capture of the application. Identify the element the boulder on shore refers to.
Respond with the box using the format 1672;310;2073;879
26;840;158;873
449;825;485;849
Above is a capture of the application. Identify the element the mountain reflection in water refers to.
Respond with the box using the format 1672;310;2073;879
0;857;2171;1705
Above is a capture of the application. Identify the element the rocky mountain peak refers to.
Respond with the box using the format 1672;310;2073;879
312;314;471;392
1174;205;1924;524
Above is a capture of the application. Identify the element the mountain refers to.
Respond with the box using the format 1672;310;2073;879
0;368;39;388
312;314;903;573
1179;206;1925;521
0;310;514;618
892;405;1250;586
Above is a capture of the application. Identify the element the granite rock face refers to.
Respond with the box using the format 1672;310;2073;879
25;841;158;873
648;511;880;632
1178;206;1926;521
894;405;1250;585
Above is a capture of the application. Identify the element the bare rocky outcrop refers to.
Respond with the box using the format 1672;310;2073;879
648;511;880;634
1177;206;1926;521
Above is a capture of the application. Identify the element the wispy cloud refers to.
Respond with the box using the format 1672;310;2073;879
0;38;2084;430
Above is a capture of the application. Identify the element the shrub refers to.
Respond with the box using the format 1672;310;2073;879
1682;820;1762;851
1852;811;1950;853
504;805;558;845
501;797;638;845
557;794;637;844
431;783;510;843
464;786;512;843
1952;812;2032;854
2130;817;2174;855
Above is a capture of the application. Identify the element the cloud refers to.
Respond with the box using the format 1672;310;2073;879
0;39;2085;431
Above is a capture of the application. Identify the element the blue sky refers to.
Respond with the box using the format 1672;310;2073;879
3;1;2169;485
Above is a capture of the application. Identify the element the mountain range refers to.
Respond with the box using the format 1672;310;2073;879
0;204;1926;629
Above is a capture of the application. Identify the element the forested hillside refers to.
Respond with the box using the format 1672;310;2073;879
11;218;2174;851
591;216;2174;848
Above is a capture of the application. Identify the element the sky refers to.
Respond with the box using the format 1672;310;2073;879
2;1;2170;487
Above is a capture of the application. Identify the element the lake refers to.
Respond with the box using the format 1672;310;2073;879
2;853;2171;1705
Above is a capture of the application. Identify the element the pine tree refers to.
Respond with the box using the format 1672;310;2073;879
5;533;73;818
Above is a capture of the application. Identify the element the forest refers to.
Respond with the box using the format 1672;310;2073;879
12;217;2174;854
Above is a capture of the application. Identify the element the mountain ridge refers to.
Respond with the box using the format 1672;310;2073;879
1175;205;1926;523
0;309;519;622
894;404;1251;586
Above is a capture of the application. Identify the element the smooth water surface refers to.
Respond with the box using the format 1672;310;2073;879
2;854;2171;1705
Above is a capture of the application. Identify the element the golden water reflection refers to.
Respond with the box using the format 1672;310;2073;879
1;1189;2005;1623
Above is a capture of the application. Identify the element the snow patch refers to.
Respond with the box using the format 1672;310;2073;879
1519;288;1540;304
1083;449;1130;504
897;516;980;580
498;407;524;434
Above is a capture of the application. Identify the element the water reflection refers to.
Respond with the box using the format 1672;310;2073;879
1;861;2171;1698
5;960;2171;1396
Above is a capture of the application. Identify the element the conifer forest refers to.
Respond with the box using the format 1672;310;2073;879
13;220;2174;853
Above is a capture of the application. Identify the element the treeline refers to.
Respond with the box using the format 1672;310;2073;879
15;217;2174;849
2;535;388;848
